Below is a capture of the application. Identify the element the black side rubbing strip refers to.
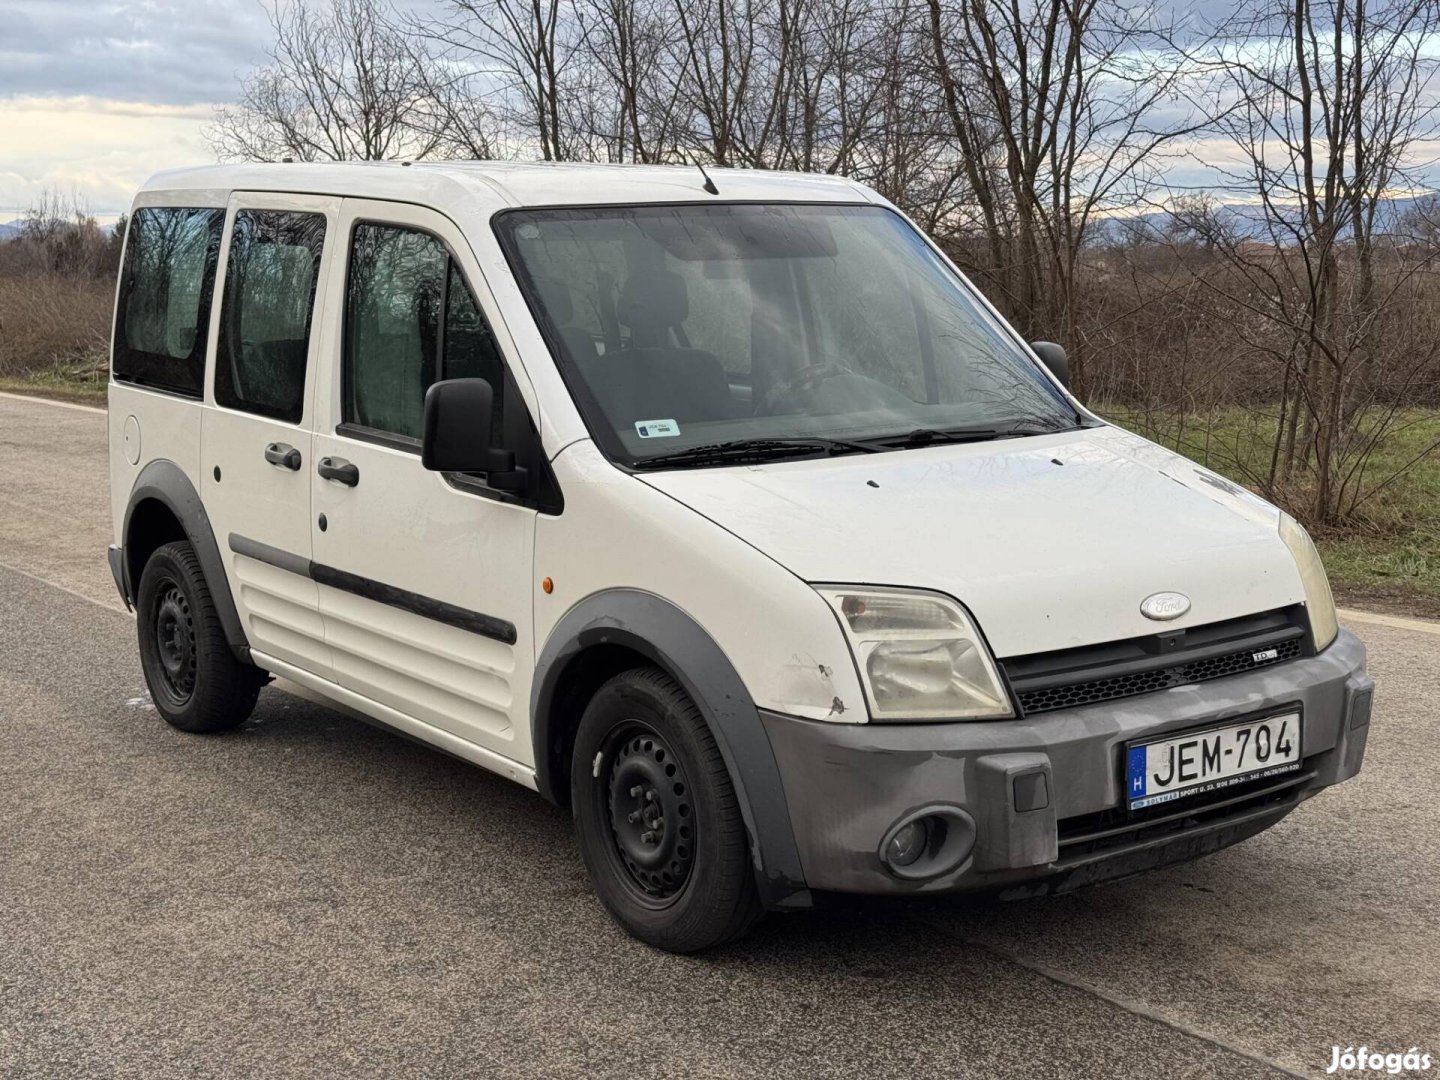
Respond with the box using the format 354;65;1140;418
228;533;517;645
310;563;517;644
229;532;310;577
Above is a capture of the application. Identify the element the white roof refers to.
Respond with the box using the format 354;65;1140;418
137;160;880;214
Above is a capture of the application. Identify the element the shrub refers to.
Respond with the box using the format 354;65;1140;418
0;275;114;378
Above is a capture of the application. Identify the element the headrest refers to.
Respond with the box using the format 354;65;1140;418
618;269;688;331
535;278;574;324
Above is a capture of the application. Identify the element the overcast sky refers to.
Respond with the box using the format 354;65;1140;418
0;0;1434;224
0;1;280;219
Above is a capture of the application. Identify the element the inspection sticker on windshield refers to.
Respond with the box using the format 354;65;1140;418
635;419;680;438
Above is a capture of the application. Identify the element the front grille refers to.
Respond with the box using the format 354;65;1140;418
1017;636;1303;713
1055;763;1316;865
1003;606;1309;716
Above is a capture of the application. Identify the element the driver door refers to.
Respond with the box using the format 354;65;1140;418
310;199;540;768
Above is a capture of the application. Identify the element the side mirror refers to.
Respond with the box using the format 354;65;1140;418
421;378;527;492
1029;341;1069;389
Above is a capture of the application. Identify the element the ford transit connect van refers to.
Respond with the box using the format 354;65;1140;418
107;162;1373;952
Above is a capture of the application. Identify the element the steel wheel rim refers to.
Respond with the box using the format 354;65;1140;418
599;720;696;908
152;579;197;704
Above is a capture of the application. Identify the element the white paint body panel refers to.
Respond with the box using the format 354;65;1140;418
309;439;535;761
107;189;218;540
638;424;1305;658
109;383;202;538
202;191;337;678
254;651;537;789
108;162;1312;803
308;199;537;764
536;441;866;721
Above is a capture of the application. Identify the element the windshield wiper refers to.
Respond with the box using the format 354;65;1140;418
876;422;1071;448
633;436;883;470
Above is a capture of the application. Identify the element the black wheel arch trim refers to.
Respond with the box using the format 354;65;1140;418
122;459;250;661
532;588;811;910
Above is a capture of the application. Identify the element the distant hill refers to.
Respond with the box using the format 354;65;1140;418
0;218;122;240
1092;193;1436;246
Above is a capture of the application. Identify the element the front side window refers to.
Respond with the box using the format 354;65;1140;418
343;223;505;441
113;207;224;396
215;210;326;423
496;203;1078;466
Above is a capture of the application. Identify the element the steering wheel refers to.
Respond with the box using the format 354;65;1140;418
756;361;853;416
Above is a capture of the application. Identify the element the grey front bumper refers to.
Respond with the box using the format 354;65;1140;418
761;627;1372;896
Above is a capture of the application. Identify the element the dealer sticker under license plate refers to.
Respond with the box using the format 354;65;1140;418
1127;712;1302;810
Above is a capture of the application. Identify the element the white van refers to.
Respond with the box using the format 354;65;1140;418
107;162;1373;951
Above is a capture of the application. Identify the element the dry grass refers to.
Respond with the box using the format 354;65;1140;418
0;369;108;405
0;275;114;378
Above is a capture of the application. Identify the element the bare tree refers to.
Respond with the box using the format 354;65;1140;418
843;1;969;231
566;0;689;161
925;0;1203;393
418;0;581;160
4;189;115;279
768;0;894;173
1175;0;1440;522
402;36;503;159
653;0;896;172
1399;196;1440;256
209;0;444;161
205;0;1440;533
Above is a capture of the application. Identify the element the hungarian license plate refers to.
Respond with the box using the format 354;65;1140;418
1126;712;1302;810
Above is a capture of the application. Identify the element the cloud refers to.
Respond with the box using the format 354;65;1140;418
0;0;448;215
0;0;277;218
0;97;214;220
1;0;1435;223
0;0;274;106
3;94;213;120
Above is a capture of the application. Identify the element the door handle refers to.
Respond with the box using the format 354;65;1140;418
264;442;302;471
318;456;359;487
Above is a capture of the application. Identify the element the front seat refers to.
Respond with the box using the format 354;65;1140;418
614;270;736;423
535;278;599;366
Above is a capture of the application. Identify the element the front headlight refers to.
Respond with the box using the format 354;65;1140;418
1279;513;1338;650
817;587;1013;720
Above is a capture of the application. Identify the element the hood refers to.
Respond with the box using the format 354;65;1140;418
637;425;1304;658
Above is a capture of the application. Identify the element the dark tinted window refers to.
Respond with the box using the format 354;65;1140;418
344;223;505;441
443;260;505;434
215;211;326;423
113;207;224;396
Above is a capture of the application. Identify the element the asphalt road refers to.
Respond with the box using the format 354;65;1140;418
1;390;1437;1079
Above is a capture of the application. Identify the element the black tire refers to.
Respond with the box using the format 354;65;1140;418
136;541;264;734
571;668;763;952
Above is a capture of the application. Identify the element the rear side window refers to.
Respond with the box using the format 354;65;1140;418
113;207;224;396
215;210;326;423
343;222;505;441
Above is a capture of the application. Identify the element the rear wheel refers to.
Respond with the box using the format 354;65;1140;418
136;541;264;733
571;668;762;952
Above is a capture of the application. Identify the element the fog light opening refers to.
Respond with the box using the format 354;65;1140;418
879;807;974;881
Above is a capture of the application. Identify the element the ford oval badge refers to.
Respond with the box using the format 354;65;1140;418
1140;592;1191;621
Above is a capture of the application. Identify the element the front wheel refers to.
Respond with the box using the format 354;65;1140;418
136;541;265;733
571;668;762;952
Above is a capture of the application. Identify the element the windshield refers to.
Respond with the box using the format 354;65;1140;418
495;203;1077;466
